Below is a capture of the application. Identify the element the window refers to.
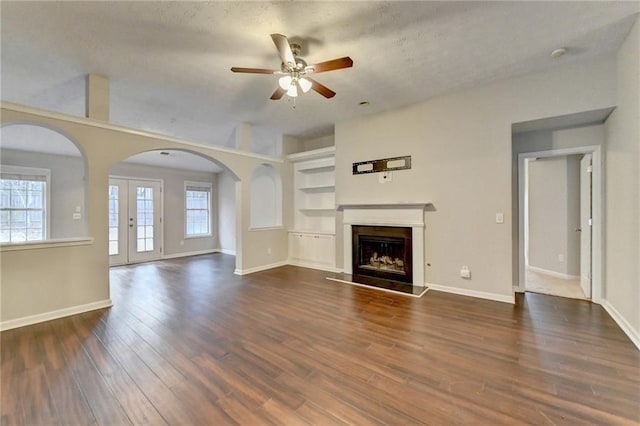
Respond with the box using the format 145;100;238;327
185;181;212;237
0;165;50;243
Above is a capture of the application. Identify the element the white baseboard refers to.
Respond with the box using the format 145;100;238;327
218;248;236;256
0;299;113;331
602;300;640;351
526;265;579;280
426;283;515;304
288;260;342;273
234;260;288;275
162;249;218;260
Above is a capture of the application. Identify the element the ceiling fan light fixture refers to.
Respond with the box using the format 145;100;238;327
278;75;293;89
298;77;312;93
286;83;298;97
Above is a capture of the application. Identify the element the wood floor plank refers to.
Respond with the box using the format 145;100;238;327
295;400;350;426
169;379;236;425
20;365;60;426
257;398;312;426
50;320;133;426
2;254;639;425
192;352;271;409
44;362;96;426
221;353;307;410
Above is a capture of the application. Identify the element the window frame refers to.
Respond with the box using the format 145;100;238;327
0;164;51;244
184;180;213;239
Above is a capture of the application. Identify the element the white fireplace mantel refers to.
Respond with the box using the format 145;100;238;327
339;203;429;287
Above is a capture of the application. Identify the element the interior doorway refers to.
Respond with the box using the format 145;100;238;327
517;145;602;303
109;177;163;266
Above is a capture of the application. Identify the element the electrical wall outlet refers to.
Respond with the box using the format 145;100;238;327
267;247;272;254
460;265;471;279
558;254;564;262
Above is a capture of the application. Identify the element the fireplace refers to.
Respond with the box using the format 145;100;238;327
339;203;429;288
352;225;412;284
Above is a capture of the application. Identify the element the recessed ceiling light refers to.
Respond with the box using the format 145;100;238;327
550;48;567;59
359;101;370;106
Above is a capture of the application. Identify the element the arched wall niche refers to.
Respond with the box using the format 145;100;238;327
250;163;283;229
0;122;89;241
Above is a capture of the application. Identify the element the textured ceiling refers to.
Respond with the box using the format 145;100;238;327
1;1;639;149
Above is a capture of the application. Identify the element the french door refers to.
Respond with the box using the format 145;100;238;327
109;178;162;266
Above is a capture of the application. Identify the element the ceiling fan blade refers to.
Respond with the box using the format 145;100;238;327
306;57;353;74
231;67;277;74
270;33;296;68
270;87;286;100
307;78;336;98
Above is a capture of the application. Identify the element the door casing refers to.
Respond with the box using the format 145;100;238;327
109;176;164;266
516;145;602;303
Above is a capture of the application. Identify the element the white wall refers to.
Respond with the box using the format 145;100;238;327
251;126;282;157
109;162;218;257
302;134;334;152
527;155;580;277
217;170;236;254
1;149;86;238
336;58;616;300
604;17;640;344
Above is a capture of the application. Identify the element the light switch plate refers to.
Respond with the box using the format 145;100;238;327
495;213;504;224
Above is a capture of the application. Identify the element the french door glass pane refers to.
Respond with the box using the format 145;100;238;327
108;185;119;255
136;186;154;253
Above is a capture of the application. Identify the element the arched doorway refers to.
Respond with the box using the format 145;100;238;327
108;149;240;266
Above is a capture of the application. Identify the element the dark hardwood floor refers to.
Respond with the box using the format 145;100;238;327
2;253;639;425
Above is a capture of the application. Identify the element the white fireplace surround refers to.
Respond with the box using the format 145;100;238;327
339;203;429;287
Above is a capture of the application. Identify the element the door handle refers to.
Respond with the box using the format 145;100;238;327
575;228;582;232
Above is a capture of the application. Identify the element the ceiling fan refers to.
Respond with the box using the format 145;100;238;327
231;34;353;100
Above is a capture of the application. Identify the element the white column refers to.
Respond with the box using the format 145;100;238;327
412;225;425;286
85;74;109;121
343;224;352;274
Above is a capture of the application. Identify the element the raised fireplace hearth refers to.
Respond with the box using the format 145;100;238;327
352;225;412;284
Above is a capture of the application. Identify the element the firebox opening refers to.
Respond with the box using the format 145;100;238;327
352;225;413;285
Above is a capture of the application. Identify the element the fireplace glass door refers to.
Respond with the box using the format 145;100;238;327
352;226;412;284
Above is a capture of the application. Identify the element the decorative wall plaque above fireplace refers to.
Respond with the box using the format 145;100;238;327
352;225;413;284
